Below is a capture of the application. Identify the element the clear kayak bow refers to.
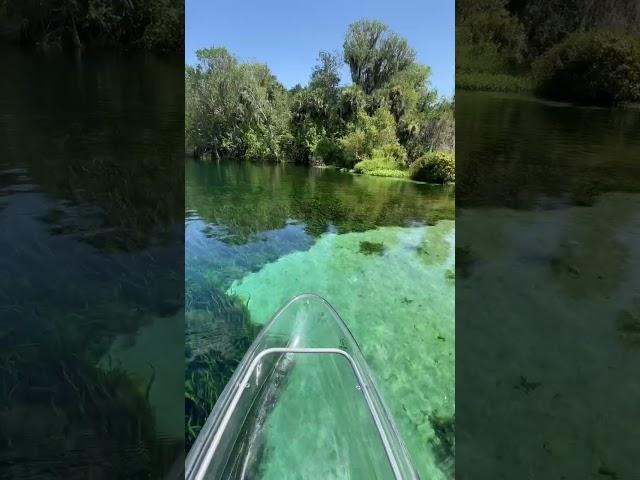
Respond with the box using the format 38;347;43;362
185;294;419;480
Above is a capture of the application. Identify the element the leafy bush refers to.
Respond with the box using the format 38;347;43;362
353;161;409;178
533;31;640;105
340;107;400;167
245;128;279;162
313;136;344;165
410;152;455;183
353;147;409;178
373;143;408;166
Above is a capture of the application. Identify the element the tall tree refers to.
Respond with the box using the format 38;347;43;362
343;20;416;94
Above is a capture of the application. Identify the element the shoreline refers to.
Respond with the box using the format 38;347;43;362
457;85;640;110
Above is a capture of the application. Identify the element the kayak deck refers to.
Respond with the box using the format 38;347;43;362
186;294;418;480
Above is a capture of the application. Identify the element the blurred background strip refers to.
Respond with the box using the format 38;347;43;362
0;1;185;478
456;0;640;478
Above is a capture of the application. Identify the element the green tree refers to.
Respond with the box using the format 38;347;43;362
185;48;290;161
340;107;406;168
185;19;454;175
456;0;525;73
286;51;344;164
343;20;416;94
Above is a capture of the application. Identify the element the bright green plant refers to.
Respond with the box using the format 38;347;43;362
410;151;455;183
340;107;401;167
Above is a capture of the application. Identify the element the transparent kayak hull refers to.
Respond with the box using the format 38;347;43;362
186;294;419;480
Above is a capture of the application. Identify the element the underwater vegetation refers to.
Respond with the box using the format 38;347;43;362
359;240;386;255
1;50;185;477
186;162;455;478
428;413;455;478
228;222;455;479
616;307;640;349
185;284;259;450
0;329;182;479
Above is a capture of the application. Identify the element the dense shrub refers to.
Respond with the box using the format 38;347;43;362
410;152;455;183
533;31;640;105
340;107;400;167
312;137;345;165
186;48;291;161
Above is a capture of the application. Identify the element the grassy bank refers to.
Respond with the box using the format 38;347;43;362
456;72;533;94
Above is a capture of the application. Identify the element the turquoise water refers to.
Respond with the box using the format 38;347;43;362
185;161;455;478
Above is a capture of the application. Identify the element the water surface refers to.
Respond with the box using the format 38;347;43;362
185;161;455;479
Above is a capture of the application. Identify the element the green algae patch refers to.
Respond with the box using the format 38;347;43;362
359;240;386;255
228;222;455;479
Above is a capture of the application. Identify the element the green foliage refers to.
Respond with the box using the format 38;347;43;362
186;20;454;176
185;288;259;450
381;64;434;120
457;0;640;105
343;20;416;93
456;0;526;74
287;52;344;163
340;85;368;124
313;136;344;166
0;0;184;51
410;151;455;184
340;107;402;168
353;156;409;178
310;51;341;98
533;31;640;105
186;48;290;161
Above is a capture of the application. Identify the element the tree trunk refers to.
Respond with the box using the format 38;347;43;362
69;15;82;49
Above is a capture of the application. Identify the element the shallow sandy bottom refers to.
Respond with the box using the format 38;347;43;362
229;222;455;479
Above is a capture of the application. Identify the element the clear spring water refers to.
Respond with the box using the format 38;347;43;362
185;161;455;479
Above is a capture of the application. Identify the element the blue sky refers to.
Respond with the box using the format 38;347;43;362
186;0;454;97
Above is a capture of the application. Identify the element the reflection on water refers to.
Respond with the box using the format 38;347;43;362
457;92;640;478
0;47;184;477
185;161;455;479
